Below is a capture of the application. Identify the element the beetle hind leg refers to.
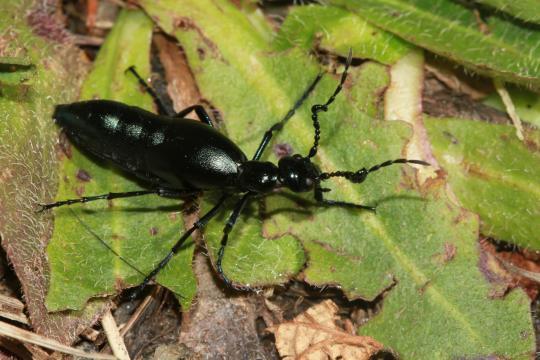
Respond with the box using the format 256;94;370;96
37;188;195;212
174;105;214;127
125;66;172;116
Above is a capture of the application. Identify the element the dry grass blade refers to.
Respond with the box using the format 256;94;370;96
493;79;524;140
0;320;115;359
102;310;130;360
0;293;28;325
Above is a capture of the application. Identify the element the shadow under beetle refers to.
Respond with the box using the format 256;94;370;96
42;52;429;295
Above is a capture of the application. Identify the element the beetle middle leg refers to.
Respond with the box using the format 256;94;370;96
215;192;253;287
130;193;230;299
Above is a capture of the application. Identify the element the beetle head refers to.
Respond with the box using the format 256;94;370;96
278;154;319;193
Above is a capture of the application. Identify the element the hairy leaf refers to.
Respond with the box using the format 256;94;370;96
426;116;540;249
330;0;540;90
476;0;540;24
484;86;540;128
276;5;413;65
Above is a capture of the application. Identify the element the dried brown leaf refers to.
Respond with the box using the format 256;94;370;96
479;239;540;299
268;300;384;360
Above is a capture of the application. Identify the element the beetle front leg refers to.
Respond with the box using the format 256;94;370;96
314;186;376;212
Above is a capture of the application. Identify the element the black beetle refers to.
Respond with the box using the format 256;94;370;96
42;52;429;293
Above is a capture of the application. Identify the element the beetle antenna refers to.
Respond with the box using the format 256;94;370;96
307;49;353;159
319;159;430;183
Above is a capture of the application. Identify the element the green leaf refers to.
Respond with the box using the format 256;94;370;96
275;5;413;64
46;9;197;311
140;0;533;357
329;0;540;90
476;0;540;24
425;116;540;249
0;60;35;85
0;0;109;343
484;86;540;128
348;61;390;119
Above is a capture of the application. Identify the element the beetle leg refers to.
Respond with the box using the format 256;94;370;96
37;188;195;211
126;66;215;127
174;105;214;127
38;190;157;211
125;66;170;116
130;193;230;299
216;192;253;288
314;186;376;212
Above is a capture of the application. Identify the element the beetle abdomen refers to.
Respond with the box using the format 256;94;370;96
54;100;247;189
